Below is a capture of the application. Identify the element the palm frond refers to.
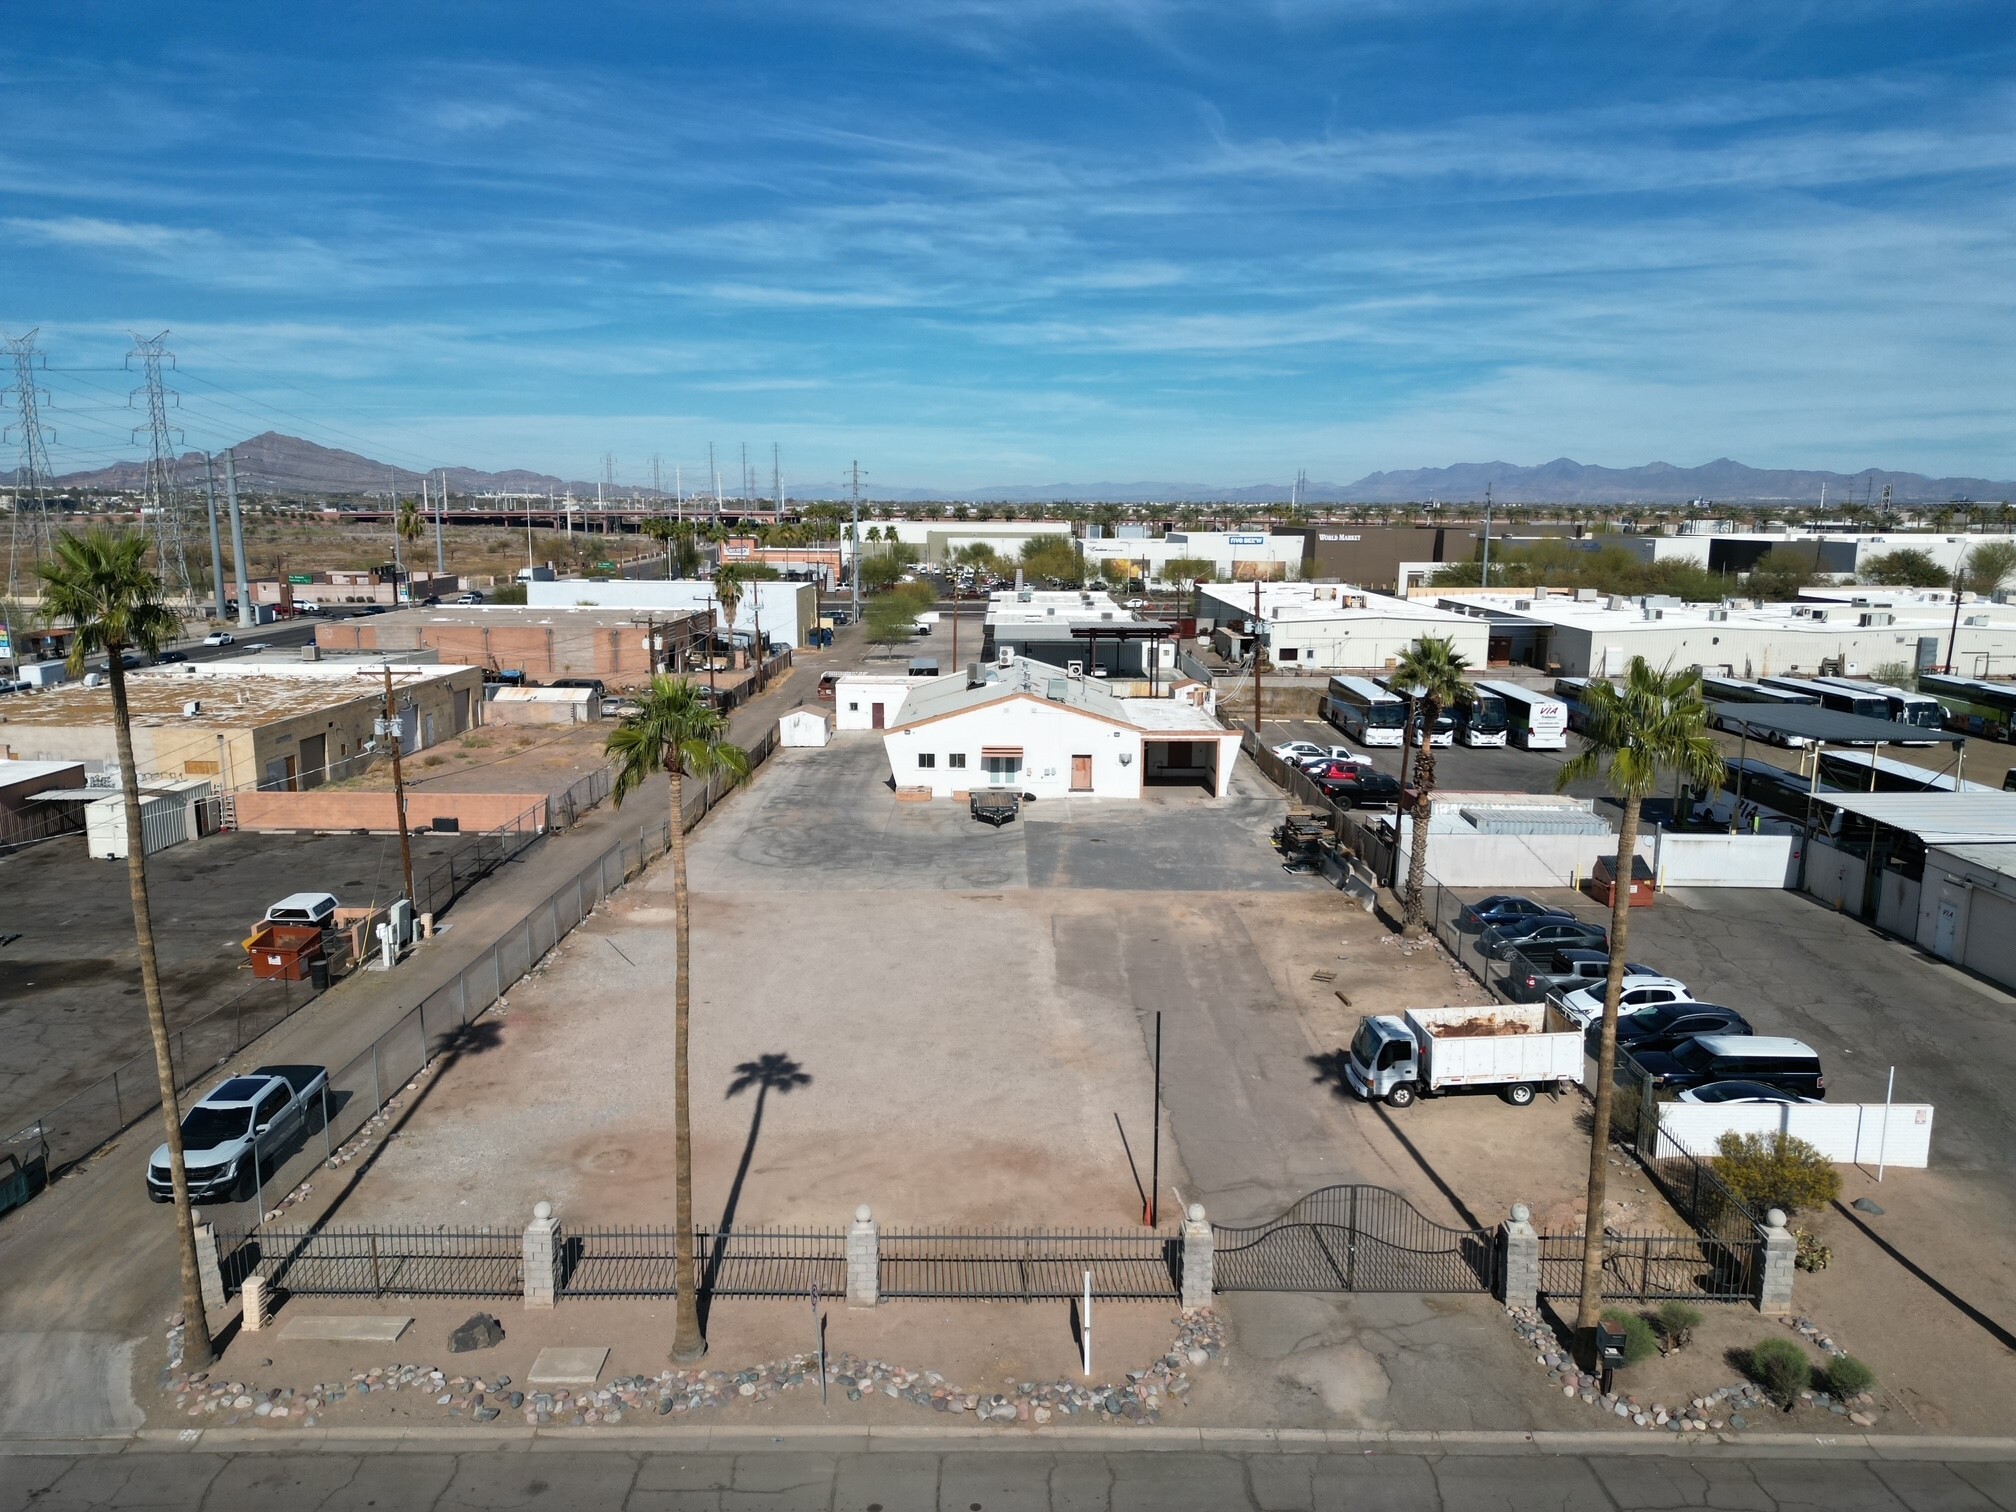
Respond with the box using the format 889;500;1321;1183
603;674;748;805
1555;657;1724;802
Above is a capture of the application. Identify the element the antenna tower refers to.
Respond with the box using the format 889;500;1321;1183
651;453;663;499
127;331;194;602
4;329;57;599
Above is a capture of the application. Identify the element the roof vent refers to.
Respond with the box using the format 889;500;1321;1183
182;700;202;717
1045;678;1067;701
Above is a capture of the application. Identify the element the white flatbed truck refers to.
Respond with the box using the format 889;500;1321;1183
1343;1004;1585;1108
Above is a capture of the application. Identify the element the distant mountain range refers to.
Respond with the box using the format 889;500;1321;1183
16;432;2012;505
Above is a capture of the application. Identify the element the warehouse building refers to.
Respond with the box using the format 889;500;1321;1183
1195;581;1488;671
316;604;708;685
1080;529;1305;583
1437;589;2016;677
525;577;818;649
1575;528;2016;579
981;589;1175;679
0;661;482;792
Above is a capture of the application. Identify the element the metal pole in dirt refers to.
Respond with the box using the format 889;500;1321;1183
321;1082;333;1164
812;1284;827;1404
372;1041;384;1114
1147;1011;1162;1228
1877;1065;1895;1182
1081;1270;1092;1377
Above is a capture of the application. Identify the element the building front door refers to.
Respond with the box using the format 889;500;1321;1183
871;702;885;730
1071;754;1093;791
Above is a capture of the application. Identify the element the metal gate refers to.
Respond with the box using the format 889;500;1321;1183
1210;1185;1499;1293
1538;1230;1760;1303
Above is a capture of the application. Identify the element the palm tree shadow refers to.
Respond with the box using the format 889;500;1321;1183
696;1052;811;1329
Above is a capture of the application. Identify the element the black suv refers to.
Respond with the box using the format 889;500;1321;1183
1502;948;1654;1003
1613;1004;1750;1056
1632;1035;1827;1099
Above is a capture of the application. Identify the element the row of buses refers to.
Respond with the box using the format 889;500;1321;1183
1322;676;1570;751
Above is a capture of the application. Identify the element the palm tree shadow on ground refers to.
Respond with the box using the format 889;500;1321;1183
697;1052;812;1329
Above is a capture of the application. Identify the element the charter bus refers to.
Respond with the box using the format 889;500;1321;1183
1699;675;1820;748
1914;673;2016;743
1720;757;1845;829
1552;677;1598;733
1476;680;1568;750
1376;676;1455;746
1813;749;1992;795
1760;676;1892;721
1450;684;1508;748
1811;677;1945;744
1322;675;1406;747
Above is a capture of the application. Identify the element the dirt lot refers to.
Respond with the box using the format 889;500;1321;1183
329;721;614;799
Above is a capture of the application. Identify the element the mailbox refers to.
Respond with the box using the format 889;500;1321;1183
1595;1320;1627;1364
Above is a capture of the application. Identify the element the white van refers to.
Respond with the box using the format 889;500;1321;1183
264;892;338;929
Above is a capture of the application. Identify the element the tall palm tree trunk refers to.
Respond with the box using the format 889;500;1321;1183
1400;700;1440;930
668;763;705;1362
1575;791;1642;1365
111;660;215;1367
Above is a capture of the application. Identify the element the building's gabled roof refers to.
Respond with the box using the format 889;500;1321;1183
887;659;1226;737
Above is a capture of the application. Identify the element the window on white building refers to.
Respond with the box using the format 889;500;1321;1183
948;753;967;768
918;753;936;768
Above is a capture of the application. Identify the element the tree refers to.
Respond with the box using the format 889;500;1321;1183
1018;535;1081;584
1390;637;1471;931
1159;555;1216;585
1096;558;1131;591
1713;1131;1842;1216
642;519;700;579
1860;548;1949;588
1554;659;1723;1368
39;528;215;1366
859;553;907;593
604;677;748;1361
1746;545;1822;601
395;498;425;590
1963;541;2016;598
952;543;1002;578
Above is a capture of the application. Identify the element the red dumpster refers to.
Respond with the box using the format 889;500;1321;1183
244;923;327;981
1585;854;1655;909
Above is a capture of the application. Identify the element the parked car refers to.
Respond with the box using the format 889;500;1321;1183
1275;740;1348;764
1315;767;1402;808
1553;973;1694;1029
156;650;189;664
1502;948;1654;1004
1612;1004;1751;1057
1633;1036;1826;1099
202;631;234;646
1676;1080;1821;1105
265;891;338;929
550;678;607;697
1481;915;1605;959
146;1064;329;1203
1459;895;1562;932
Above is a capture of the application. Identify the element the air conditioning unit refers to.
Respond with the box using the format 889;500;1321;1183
996;648;1014;668
182;700;202;717
1067;660;1084;677
1707;609;1729;622
1965;615;1991;627
1514;599;1533;611
1859;612;1893;628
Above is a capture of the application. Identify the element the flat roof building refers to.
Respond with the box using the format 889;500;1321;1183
1080;530;1305;583
1196;581;1488;671
0;661;483;792
316;604;708;685
525;577;819;650
981;589;1174;678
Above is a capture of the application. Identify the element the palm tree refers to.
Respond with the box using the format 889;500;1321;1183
713;564;748;674
604;677;749;1361
395;498;424;598
1554;658;1722;1367
39;528;214;1366
1389;637;1471;931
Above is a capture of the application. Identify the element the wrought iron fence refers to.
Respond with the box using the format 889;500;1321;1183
1537;1229;1761;1303
223;1225;522;1298
1209;1184;1499;1294
559;1226;846;1298
878;1229;1181;1301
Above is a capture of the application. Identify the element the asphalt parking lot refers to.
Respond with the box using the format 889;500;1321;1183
1262;712;1614;802
0;826;476;1128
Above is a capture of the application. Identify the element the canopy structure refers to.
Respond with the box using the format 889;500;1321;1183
1708;703;1964;749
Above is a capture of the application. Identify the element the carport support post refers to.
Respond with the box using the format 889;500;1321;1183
1180;1204;1214;1310
1756;1208;1796;1316
1499;1203;1539;1312
524;1201;560;1309
846;1204;879;1307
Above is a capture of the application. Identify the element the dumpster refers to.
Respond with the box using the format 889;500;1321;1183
1584;853;1655;909
244;923;327;980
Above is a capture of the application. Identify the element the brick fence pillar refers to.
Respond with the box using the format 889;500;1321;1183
846;1204;879;1308
1499;1203;1540;1311
1756;1207;1797;1316
241;1274;268;1332
524;1201;560;1310
1181;1204;1214;1310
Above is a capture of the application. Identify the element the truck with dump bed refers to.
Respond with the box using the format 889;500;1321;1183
1343;1004;1584;1109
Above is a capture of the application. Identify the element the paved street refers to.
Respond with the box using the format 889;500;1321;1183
3;1440;2013;1511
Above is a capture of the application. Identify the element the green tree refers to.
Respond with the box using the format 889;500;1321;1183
1018;535;1082;583
1388;637;1471;931
604;678;748;1362
952;543;1002;578
1963;541;2016;598
1713;1131;1842;1216
642;519;700;579
1746;545;1823;600
1555;659;1723;1366
865;595;921;656
1859;548;1949;588
859;553;907;593
39;528;215;1367
1096;558;1131;591
395;498;425;590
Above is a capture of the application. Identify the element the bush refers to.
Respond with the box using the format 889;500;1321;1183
1745;1336;1813;1406
1600;1308;1659;1368
1714;1131;1842;1217
1827;1355;1876;1397
1653;1301;1703;1349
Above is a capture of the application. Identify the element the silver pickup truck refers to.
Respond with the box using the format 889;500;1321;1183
146;1064;328;1204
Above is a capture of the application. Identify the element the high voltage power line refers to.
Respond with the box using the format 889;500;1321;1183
4;329;57;600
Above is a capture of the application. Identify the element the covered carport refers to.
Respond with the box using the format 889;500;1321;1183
1710;703;1967;811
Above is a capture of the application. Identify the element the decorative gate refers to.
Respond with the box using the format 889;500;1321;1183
1210;1185;1499;1294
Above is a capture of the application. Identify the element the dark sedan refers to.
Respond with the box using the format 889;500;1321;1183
1481;915;1605;959
1459;895;1561;932
1314;766;1402;808
1612;1004;1751;1057
1502;948;1655;1003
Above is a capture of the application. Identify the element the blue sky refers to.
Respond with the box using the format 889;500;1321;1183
4;2;2012;490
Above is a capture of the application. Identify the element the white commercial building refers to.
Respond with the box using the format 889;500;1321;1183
848;518;1073;564
982;589;1175;678
1081;530;1305;582
525;577;818;648
833;673;936;731
1196;581;1488;671
1438;588;2016;679
1583;528;2016;579
882;658;1238;800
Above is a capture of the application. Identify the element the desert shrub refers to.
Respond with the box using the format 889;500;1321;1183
421;754;446;767
1600;1308;1659;1367
1714;1131;1841;1216
1653;1301;1703;1349
1745;1336;1813;1406
1793;1228;1832;1272
1827;1356;1876;1397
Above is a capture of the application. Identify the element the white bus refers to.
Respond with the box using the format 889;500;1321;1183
1323;675;1406;747
1452;684;1508;748
1375;676;1455;746
1475;680;1568;750
1812;677;1945;745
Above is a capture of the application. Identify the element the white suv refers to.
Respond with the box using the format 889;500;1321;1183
1553;974;1694;1029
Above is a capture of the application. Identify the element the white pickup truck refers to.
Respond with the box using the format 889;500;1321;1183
1343;1005;1585;1109
146;1064;328;1203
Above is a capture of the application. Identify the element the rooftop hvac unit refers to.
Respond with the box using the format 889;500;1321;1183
1707;609;1729;622
1067;660;1084;677
1606;595;1630;612
1965;615;1991;627
966;660;983;688
996;648;1014;668
1576;588;1599;602
1514;599;1533;611
1860;611;1894;627
182;700;202;717
1811;610;1828;622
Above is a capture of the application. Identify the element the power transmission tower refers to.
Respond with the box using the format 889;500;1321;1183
772;442;782;510
740;442;750;504
651;453;663;499
127;331;194;602
849;459;863;619
4;329;56;600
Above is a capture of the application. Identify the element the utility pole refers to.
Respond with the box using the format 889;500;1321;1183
4;329;56;602
381;665;416;909
201;453;227;620
850;460;863;621
708;443;720;525
1479;483;1493;588
127;331;193;603
224;451;252;627
388;473;405;603
433;472;446;575
1253;577;1264;732
772;442;782;512
1946;562;1966;675
740;442;749;504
